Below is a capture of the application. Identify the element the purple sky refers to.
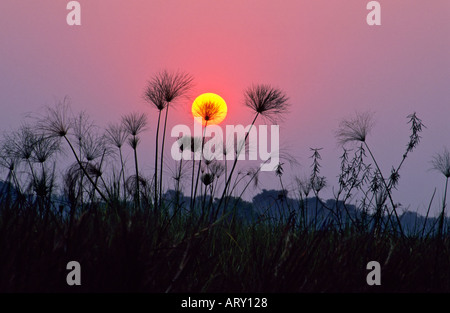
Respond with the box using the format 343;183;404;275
1;1;450;215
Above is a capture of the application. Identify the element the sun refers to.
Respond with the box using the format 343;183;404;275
192;93;227;126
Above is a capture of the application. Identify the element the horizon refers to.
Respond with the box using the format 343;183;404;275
2;0;450;296
1;1;450;217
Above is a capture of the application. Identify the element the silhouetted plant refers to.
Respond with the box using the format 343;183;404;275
70;111;95;204
221;135;252;200
36;98;72;138
431;147;450;238
148;70;194;209
171;135;190;210
144;82;166;210
81;132;107;163
3;83;447;295
0;142;21;196
81;132;112;201
64;162;83;209
243;84;290;124
332;144;372;230
201;173;214;187
122;112;148;209
72;111;94;156
388;112;425;191
32;135;60;165
309;148;327;229
192;98;225;210
36;99;109;204
295;175;311;229
105;122;129;199
187;135;202;209
192;100;225;125
217;84;290;213
274;162;295;219
335;112;425;237
31;135;60;214
4;125;39;188
125;174;151;208
336;111;405;237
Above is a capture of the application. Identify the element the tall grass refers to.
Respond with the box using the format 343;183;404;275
1;78;450;292
431;147;450;239
122;112;148;209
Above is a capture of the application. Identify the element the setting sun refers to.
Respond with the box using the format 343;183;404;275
192;93;227;126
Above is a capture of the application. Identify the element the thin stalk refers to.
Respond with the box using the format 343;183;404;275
438;177;449;238
190;159;195;210
159;103;170;208
363;141;405;237
217;113;259;212
11;170;22;196
78;140;84;205
99;175;112;200
133;138;140;209
224;159;227;194
421;188;436;238
26;159;37;191
118;147;126;200
154;110;162;210
192;121;208;211
91;149;107;202
314;194;319;230
228;167;261;222
63;135;109;204
279;175;291;214
175;158;183;210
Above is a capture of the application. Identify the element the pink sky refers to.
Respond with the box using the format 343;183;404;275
1;1;450;215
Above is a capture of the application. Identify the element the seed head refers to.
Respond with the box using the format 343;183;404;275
244;84;290;123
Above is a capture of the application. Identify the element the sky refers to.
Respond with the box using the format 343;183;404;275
0;1;450;216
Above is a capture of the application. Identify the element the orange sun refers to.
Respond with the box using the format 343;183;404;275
192;93;227;126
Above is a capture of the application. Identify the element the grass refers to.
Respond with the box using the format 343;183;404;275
1;198;450;293
0;74;449;293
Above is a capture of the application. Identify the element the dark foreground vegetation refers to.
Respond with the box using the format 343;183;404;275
1;70;450;293
1;192;450;293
